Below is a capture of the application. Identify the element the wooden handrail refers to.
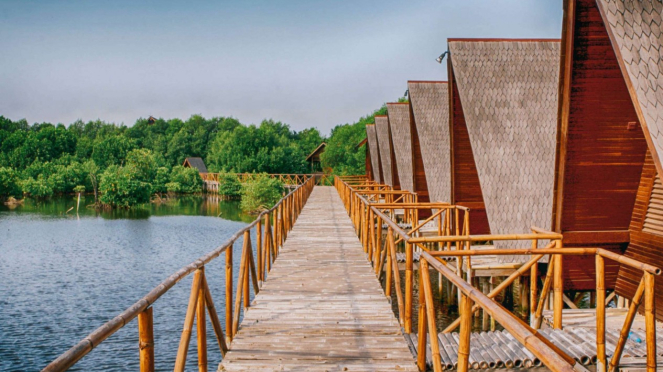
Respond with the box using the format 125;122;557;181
334;176;660;372
42;177;316;372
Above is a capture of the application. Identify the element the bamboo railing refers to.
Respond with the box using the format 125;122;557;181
200;172;333;186
335;176;660;372
42;177;316;372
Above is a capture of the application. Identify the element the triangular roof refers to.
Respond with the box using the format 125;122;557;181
387;103;415;192
366;125;382;183
305;142;326;162
183;157;208;173
598;0;663;177
375;115;399;187
449;39;560;259
408;81;451;203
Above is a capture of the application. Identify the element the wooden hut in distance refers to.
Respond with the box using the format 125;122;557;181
375;115;401;189
305;143;326;173
407;81;451;206
366;124;383;183
182;157;208;173
447;38;561;239
556;0;663;306
387;102;415;193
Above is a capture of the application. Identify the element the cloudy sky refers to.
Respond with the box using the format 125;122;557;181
0;0;562;134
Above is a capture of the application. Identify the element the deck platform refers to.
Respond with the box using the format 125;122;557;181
218;186;418;371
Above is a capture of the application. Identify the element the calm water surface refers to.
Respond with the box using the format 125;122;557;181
0;195;257;372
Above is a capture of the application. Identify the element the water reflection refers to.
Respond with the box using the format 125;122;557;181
0;195;254;222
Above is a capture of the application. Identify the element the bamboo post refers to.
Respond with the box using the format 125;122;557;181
530;239;538;327
609;277;645;372
242;232;250;309
387;229;405;325
174;269;203;372
417;266;428;371
225;244;233;343
421;259;442;372
405;241;413;334
368;208;375;262
458;287;472;372
138;307;154;372
596;254;606;372
534;254;555;329
257;218;262;283
201;276;228;355
197;281;207;372
374;218;383;273
644;272;656;372
553;240;563;329
385;234;393;298
232;239;248;335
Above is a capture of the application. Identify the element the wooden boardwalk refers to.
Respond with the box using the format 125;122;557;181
219;186;418;371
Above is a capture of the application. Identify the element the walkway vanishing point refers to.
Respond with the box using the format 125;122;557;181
219;186;418;371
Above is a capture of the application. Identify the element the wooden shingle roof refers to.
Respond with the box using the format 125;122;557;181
183;157;208;173
448;39;560;260
387;103;415;192
598;0;663;176
366;125;382;183
375;116;395;187
408;81;451;204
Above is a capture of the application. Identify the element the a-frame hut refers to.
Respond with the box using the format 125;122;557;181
375;115;401;189
448;38;561;249
407;81;451;205
387;102;415;192
556;0;663;304
366;124;382;183
183;157;208;173
356;138;372;180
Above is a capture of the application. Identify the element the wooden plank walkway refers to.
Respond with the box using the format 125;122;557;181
218;186;418;372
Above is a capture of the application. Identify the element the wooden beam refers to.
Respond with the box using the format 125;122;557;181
562;230;629;245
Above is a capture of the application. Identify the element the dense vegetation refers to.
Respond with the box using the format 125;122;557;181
0;102;393;207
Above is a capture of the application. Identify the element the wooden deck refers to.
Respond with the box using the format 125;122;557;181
218;186;418;371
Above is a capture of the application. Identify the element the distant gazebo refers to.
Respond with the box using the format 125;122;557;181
182;157;208;173
305;143;326;173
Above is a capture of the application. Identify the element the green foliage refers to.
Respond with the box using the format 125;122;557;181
170;166;203;194
99;165;152;207
165;182;181;193
92;136;135;169
0;167;21;200
153;167;171;194
240;175;284;213
21;176;53;198
73;185;86;193
218;174;242;198
321;105;387;176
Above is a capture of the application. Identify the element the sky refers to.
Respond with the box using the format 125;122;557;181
0;0;563;135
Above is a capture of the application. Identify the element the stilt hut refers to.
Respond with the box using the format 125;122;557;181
407;81;451;206
556;0;663;305
387;102;415;193
447;38;561;246
375;115;401;189
182;157;208;173
366;124;382;183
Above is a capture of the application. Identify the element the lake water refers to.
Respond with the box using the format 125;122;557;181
0;195;257;372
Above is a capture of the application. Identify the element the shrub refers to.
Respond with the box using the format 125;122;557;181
152;167;171;194
165;182;181;193
218;173;242;199
73;185;86;193
0;167;21;200
240;174;284;213
99;165;151;207
21;176;53;198
170;166;203;193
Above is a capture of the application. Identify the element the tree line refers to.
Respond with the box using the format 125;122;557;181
0;104;391;206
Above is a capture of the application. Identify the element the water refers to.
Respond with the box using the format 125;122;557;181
0;196;257;372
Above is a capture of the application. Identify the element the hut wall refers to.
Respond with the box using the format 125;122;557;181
555;0;647;290
387;103;415;192
615;151;663;320
365;145;373;180
449;72;490;235
410;102;429;203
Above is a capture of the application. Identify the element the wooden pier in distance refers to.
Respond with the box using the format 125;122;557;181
218;186;418;372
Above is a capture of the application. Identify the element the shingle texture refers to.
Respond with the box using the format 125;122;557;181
375;116;394;186
184;157;208;173
598;0;663;174
387;104;415;192
448;40;560;261
366;125;382;183
408;82;451;203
